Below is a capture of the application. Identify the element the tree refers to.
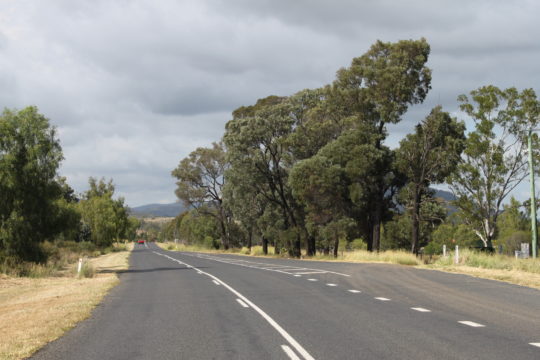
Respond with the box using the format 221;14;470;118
289;155;352;257
328;38;432;251
448;86;539;248
172;142;231;249
78;178;129;247
0;107;65;262
395;106;465;253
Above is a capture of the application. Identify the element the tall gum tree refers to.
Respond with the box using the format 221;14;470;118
172;142;231;249
329;38;432;251
448;86;539;249
395;106;465;254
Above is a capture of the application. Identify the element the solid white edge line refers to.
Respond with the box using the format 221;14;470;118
348;290;361;293
458;321;485;328
529;343;540;348
411;307;431;312
152;251;315;360
212;280;220;285
282;345;302;360
236;299;249;308
375;297;390;301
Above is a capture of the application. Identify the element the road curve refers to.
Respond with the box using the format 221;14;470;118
32;243;540;360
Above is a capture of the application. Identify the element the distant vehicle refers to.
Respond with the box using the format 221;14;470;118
137;240;145;245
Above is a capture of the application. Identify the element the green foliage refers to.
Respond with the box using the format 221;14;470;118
78;178;130;248
172;142;230;248
0;107;73;263
449;86;540;248
395;106;465;252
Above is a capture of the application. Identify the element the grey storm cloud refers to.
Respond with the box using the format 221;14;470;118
0;0;539;206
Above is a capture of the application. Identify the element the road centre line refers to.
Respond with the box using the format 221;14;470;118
152;251;315;360
530;343;540;348
348;290;361;293
375;297;391;301
411;307;431;312
236;299;249;308
458;321;485;328
282;345;302;360
326;284;337;287
307;279;318;281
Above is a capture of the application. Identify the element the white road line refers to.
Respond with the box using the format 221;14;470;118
458;321;485;328
348;290;361;293
529;343;540;348
375;297;391;301
326;283;337;287
411;307;431;312
236;299;249;308
212;280;220;285
152;251;315;360
282;345;301;360
294;275;302;277
294;271;327;275
307;278;318;281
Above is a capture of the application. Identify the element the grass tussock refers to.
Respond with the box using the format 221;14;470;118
0;245;132;360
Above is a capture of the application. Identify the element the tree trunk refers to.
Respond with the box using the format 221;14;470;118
333;235;339;258
411;187;421;254
247;228;252;251
306;234;316;257
262;236;268;255
372;197;383;252
274;239;280;254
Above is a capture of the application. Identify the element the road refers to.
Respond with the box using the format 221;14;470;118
32;243;540;359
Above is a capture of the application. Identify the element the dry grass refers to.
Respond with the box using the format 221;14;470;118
0;244;132;360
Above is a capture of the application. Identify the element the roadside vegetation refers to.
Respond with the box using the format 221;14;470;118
164;38;540;265
0;245;132;360
0;107;139;358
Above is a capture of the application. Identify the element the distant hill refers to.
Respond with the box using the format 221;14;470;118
130;202;187;217
434;189;455;202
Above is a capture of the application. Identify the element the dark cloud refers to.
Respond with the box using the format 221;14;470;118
0;0;538;206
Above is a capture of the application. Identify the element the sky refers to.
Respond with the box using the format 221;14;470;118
1;0;539;207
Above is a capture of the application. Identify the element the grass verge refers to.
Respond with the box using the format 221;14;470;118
157;242;540;289
0;243;132;360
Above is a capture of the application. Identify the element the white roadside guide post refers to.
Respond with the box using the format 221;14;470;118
454;245;459;264
77;258;83;274
443;244;447;257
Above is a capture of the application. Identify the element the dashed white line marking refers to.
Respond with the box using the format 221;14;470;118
212;280;220;285
281;345;301;360
529;343;540;348
348;290;361;293
375;297;391;301
236;299;249;308
294;271;327;275
152;251;315;360
411;307;431;312
294;275;302;277
307;278;318;281
458;321;485;328
326;283;337;287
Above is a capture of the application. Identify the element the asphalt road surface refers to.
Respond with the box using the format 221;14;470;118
32;242;540;359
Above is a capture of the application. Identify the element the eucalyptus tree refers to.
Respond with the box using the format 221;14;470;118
171;142;231;249
328;38;432;251
395;106;465;253
224;97;306;256
0;107;66;262
448;86;539;248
